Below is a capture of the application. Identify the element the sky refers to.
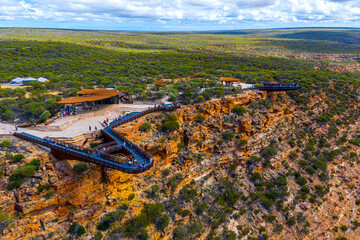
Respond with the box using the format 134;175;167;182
0;0;359;31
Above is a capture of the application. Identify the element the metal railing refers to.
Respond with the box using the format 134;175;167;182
14;104;179;173
44;137;92;154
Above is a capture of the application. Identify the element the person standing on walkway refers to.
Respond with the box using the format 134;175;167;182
95;126;97;131
89;126;91;131
15;125;18;131
34;122;36;128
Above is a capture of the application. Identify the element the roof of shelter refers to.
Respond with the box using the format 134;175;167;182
57;96;87;104
58;88;124;104
220;77;241;82
154;80;165;86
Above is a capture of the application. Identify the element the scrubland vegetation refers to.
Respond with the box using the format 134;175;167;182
0;28;360;123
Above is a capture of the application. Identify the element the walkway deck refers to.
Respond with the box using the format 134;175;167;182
14;105;180;173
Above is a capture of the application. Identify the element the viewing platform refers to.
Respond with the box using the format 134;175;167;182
14;104;180;174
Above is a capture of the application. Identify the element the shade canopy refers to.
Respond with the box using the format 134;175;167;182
58;88;124;104
220;77;241;82
57;96;87;104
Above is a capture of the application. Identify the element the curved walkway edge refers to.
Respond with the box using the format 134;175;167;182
14;104;180;174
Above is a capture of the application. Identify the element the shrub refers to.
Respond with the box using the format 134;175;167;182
232;106;246;115
194;114;205;123
128;193;135;200
195;95;205;103
122;213;150;237
251;172;262;181
38;183;52;192
289;152;298;160
161;121;179;132
97;209;126;231
161;168;171;177
68;222;86;237
11;165;37;182
0;140;12;147
90;142;100;148
287;217;296;226
40;110;51;121
12;154;24;163
238;139;248;147
222;131;235;141
157;214;169;231
195;202;208;215
140;122;152;132
261;147;277;160
295;176;307;186
46;190;55;198
26;159;40;170
73;162;88;174
94;232;104;240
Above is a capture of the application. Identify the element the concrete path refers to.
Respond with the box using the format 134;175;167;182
0;104;153;138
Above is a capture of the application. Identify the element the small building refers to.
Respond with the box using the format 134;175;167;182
4;77;49;86
58;88;128;107
220;77;254;89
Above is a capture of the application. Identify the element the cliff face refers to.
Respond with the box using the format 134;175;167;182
1;90;360;240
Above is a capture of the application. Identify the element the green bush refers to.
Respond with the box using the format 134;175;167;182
97;209;126;231
40;110;51;121
38;183;52;192
12;154;24;162
222;131;235;141
161;121;180;132
128;193;135;200
287;217;296;226
232;106;246;115
194;114;205;123
73;162;88;174
261;147;277;160
46;190;55;198
90;142;100;148
157;214;169;231
195;202;208;215
0;140;12;147
94;232;104;240
140;122;152;132
11;165;37;182
161;168;171;177
238;139;248;147
68;222;86;237
161;114;179;132
25;159;40;170
195;95;205;103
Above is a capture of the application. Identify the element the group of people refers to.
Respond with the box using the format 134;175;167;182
59;105;78;117
88;125;98;131
128;158;145;169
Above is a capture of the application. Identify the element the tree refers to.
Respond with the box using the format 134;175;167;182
40;110;51;121
3;110;13;120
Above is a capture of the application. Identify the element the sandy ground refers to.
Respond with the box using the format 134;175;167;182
0;104;153;138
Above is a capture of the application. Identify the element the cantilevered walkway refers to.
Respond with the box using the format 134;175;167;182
255;83;302;92
14;105;180;174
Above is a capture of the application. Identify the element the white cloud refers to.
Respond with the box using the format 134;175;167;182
0;0;359;28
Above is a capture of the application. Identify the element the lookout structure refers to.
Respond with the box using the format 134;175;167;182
57;88;128;106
